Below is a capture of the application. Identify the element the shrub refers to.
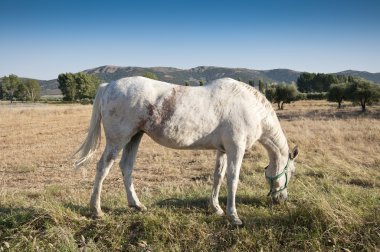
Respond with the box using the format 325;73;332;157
80;98;93;105
306;92;327;100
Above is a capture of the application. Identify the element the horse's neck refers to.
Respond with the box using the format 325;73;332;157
259;115;289;176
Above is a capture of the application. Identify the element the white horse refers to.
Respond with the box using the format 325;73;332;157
75;76;299;226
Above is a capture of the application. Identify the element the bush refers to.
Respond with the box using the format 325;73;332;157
305;92;327;100
80;98;93;105
143;72;158;80
296;92;307;100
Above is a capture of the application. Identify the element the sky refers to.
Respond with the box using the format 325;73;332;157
1;0;379;80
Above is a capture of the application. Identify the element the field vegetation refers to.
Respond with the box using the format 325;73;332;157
0;100;379;251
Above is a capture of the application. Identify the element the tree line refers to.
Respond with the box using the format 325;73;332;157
246;74;380;112
295;72;379;111
0;75;41;102
296;72;347;92
2;71;379;112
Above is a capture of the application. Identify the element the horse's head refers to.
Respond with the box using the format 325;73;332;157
265;146;299;204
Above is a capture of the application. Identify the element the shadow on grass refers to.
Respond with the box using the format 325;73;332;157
63;203;141;218
64;203;92;217
0;207;38;228
0;206;57;239
155;195;267;212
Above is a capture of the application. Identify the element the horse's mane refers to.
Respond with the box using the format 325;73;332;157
236;81;287;152
235;81;276;117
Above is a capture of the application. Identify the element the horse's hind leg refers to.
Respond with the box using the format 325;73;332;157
210;150;227;216
90;141;123;218
119;132;146;211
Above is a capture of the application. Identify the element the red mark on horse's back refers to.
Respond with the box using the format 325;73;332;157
160;87;178;122
147;103;155;117
141;86;184;135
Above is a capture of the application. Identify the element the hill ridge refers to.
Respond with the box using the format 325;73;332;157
4;66;379;95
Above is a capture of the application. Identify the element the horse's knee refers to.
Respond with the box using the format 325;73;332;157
214;172;224;181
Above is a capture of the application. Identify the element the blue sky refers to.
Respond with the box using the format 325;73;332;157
1;0;379;80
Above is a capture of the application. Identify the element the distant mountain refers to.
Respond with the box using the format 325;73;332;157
335;70;380;84
83;65;302;86
3;66;379;95
39;79;60;95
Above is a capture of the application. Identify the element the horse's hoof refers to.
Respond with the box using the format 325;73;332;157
214;208;225;216
231;218;244;227
228;215;243;226
130;204;147;212
91;210;104;219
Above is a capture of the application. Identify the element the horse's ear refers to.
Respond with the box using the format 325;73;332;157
290;146;299;160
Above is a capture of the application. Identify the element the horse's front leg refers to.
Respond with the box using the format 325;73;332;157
225;145;245;226
211;150;227;216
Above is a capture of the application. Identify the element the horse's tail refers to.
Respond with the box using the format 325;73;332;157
74;83;108;169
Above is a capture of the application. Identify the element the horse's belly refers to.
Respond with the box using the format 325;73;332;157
148;135;216;150
143;121;218;150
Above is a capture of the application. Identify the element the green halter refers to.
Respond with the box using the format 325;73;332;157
265;158;289;197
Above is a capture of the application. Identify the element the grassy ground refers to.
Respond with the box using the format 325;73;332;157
0;100;379;251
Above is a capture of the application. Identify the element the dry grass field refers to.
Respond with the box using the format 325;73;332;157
0;100;379;251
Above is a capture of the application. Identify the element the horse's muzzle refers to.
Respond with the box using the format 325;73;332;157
271;191;288;204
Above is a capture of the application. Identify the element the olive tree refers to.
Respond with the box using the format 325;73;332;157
274;84;299;110
265;85;276;103
345;78;380;112
327;83;348;108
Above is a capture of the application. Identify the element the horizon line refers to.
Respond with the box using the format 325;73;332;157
2;65;379;81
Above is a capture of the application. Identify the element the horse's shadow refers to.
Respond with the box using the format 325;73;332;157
155;195;267;212
153;196;322;230
64;203;93;217
0;206;38;227
62;195;268;218
0;199;320;233
63;203;135;218
0;206;59;232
